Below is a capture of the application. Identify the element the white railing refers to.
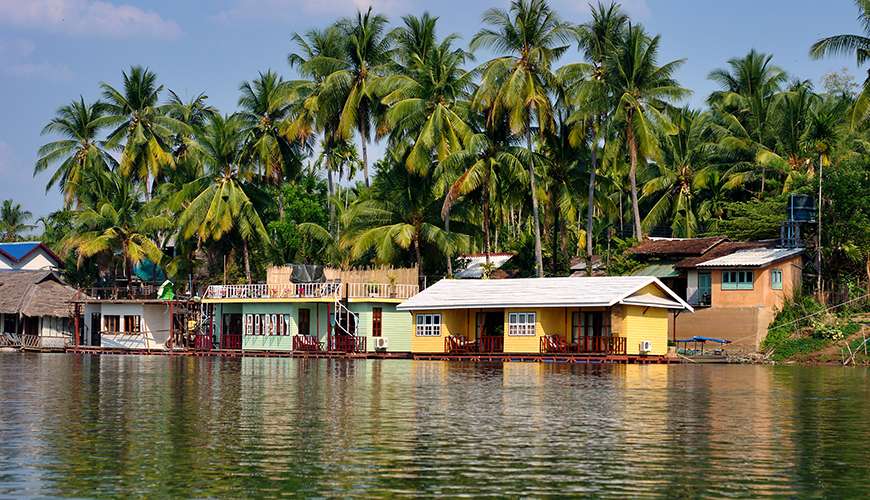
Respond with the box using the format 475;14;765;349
204;282;341;300
347;283;419;300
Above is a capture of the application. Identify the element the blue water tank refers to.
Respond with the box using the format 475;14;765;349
788;194;816;222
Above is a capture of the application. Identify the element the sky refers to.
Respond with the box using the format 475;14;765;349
0;0;861;219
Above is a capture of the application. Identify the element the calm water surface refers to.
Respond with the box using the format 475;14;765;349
1;353;869;498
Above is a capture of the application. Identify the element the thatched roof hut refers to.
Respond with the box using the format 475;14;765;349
0;270;79;318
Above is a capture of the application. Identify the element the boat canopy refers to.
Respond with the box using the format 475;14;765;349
675;336;731;344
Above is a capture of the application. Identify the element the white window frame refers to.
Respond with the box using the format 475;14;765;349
415;314;442;336
771;269;783;290
508;312;537;336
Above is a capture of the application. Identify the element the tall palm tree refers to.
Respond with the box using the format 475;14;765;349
238;70;300;184
810;0;870;128
347;151;467;282
287;26;351;235
471;0;575;276
571;1;627;263
177;114;269;284
607;24;689;240
381;14;474;175
640;108;715;237
327;8;394;186
35;98;116;206
707;50;786;195
101;66;189;197
0;200;34;242
63;170;168;283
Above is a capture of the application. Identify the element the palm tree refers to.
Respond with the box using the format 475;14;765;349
347;151;467;282
238;70;300;185
63;171;168;283
640;108;715;237
177;114;269;284
381;13;474;175
471;0;575;276
607;24;689;240
571;1;627;263
35;98;116;206
810;1;870;128
707;50;786;195
0;200;34;241
287;26;352;235
101;66;189;197
326;8;394;186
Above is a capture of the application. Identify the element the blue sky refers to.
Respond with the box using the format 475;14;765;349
0;0;861;218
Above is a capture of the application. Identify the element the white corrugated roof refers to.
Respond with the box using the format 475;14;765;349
697;247;803;268
620;293;685;309
397;276;693;312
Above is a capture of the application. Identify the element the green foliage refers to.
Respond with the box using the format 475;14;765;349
716;194;788;241
266;176;329;264
604;237;642;276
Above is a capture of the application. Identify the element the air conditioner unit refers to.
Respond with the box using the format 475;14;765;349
374;337;389;351
639;340;652;354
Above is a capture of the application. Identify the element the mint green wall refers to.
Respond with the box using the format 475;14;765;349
350;303;412;352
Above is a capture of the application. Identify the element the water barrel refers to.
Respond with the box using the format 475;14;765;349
788;194;816;222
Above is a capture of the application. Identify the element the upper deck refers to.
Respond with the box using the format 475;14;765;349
201;281;419;303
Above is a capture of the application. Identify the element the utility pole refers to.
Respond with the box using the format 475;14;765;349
817;154;823;297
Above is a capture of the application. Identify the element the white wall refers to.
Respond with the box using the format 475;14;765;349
97;303;171;350
686;270;699;305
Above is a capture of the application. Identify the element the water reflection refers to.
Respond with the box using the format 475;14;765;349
0;353;869;497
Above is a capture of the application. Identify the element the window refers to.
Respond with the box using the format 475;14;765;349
123;315;141;333
771;269;783;290
3;314;17;334
722;270;754;290
372;307;382;337
415;314;441;336
104;315;120;333
575;311;611;338
508;312;536;336
298;308;311;336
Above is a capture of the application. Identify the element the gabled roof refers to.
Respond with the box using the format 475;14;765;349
628;237;728;257
397;276;693;312
0;241;63;268
675;240;771;269
0;270;79;317
697;247;804;268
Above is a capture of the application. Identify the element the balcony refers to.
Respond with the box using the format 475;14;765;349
346;283;419;300
540;335;627;355
203;282;341;300
444;335;504;354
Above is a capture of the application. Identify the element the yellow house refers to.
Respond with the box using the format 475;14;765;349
397;277;693;357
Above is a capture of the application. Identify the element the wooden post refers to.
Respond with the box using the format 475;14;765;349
168;301;174;350
73;305;80;347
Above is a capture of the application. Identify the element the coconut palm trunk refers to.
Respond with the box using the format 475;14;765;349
627;120;643;240
483;170;493;266
817;153;823;295
242;239;252;284
527;129;544;277
360;137;370;187
327;169;336;237
585;139;598;273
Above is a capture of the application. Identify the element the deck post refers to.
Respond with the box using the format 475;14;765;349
168;301;174;349
73;305;80;347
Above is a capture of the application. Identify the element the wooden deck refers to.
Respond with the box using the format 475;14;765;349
413;352;678;364
63;346;411;359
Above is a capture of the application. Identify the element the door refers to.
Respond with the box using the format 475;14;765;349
90;313;101;346
698;272;712;306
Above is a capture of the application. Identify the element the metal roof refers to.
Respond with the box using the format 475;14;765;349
631;263;680;278
697;247;803;268
397;276;693;312
455;253;514;279
620;293;686;309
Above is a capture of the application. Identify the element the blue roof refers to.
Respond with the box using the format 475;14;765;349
675;336;732;344
0;242;41;261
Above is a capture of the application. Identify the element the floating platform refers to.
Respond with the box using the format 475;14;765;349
62;346;679;364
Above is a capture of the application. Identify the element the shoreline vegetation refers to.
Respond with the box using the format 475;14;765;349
3;0;870;358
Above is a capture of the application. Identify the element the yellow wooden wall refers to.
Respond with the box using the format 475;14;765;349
621;305;669;355
502;308;565;353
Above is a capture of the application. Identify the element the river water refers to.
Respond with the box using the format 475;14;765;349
1;353;869;498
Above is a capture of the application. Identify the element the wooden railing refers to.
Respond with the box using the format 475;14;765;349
220;333;242;350
0;333;19;347
193;334;213;351
204;282;341;300
540;335;627;355
21;335;40;349
292;335;322;352
79;285;159;300
328;335;366;353
479;336;504;353
347;283;419;300
444;335;504;353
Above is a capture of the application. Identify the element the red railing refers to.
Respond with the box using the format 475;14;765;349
193;334;213;351
540;335;627;355
293;335;322;352
328;335;366;353
220;333;242;350
479;336;504;353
